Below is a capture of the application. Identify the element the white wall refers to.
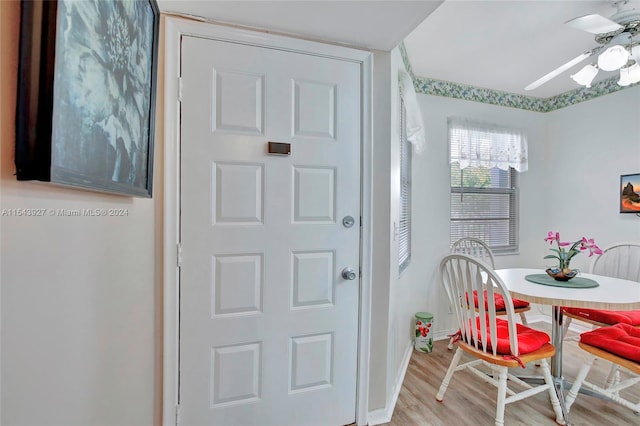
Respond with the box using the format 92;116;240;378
370;44;459;418
367;46;414;416
0;2;162;424
410;95;549;340
389;47;418;392
411;85;640;336
368;50;393;412
546;87;640;267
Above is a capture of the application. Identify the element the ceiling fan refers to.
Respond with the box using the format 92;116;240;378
525;0;640;91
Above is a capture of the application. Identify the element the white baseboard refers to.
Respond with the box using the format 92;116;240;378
367;340;413;426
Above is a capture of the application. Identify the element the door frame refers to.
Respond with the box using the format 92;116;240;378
162;16;374;426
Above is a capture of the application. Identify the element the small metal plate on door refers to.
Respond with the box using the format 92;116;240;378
268;141;291;155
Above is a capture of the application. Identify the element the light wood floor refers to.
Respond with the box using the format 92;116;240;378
382;322;640;425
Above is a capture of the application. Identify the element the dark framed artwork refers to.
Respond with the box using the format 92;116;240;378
16;0;159;197
620;173;640;213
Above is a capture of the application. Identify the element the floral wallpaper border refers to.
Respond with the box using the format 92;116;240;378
412;76;550;112
545;78;635;111
399;41;415;82
399;42;638;113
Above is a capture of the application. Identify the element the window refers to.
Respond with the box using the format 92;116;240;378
449;118;527;255
399;97;412;272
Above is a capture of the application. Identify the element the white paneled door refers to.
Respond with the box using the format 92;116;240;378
179;36;362;425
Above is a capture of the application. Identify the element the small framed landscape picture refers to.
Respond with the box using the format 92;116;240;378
620;173;640;213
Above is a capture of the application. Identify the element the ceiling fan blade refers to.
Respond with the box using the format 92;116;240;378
524;50;595;91
565;14;623;34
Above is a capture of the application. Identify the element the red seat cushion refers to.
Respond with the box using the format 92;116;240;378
563;307;640;326
472;290;530;311
468;317;550;355
580;323;640;362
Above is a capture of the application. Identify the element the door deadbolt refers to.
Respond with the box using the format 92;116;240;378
342;216;355;228
341;267;357;280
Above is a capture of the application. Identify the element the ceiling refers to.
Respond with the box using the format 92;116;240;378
156;0;443;51
404;0;640;98
156;1;640;99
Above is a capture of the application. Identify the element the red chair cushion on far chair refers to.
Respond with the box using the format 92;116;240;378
563;307;640;326
580;323;640;362
473;290;531;311
471;317;550;355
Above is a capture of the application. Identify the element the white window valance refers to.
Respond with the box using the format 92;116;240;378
448;117;528;172
399;70;426;154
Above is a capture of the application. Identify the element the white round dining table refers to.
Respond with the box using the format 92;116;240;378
496;268;640;372
496;268;640;311
495;268;640;423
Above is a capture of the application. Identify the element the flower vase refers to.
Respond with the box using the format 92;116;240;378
545;267;578;281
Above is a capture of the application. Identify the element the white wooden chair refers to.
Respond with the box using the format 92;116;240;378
436;254;564;426
451;237;531;325
563;242;640;331
561;242;640;387
588;241;640;282
565;323;640;415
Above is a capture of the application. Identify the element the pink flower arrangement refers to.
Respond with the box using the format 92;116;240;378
544;231;603;272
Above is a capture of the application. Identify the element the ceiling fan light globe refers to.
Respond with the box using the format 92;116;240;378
598;45;630;71
618;68;632;86
618;60;640;87
627;62;640;84
570;64;598;87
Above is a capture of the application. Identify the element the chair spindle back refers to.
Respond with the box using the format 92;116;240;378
451;237;496;269
590;242;640;282
440;254;519;357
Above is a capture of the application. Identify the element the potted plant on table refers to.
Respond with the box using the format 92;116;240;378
543;231;603;281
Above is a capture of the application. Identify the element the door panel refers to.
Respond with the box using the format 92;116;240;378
180;35;361;426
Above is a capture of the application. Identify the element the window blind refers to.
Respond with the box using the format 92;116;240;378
399;96;412;272
449;120;520;254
